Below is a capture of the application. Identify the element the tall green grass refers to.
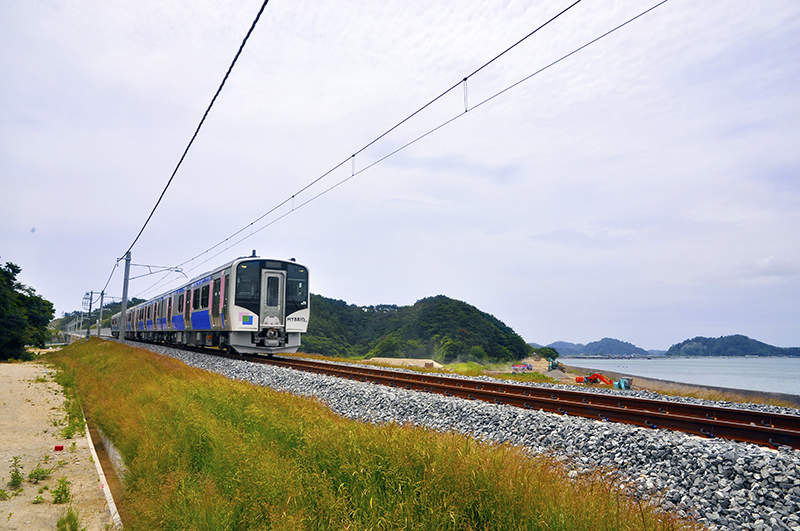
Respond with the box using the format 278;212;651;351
47;338;699;531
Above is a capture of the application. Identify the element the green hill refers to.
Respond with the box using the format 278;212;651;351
665;335;800;357
301;294;532;364
547;338;649;357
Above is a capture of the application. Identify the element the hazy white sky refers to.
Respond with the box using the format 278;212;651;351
2;0;799;350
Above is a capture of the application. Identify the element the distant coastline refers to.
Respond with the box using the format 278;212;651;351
560;357;800;398
543;335;799;359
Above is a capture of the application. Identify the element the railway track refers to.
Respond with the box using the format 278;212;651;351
175;344;800;450
256;355;800;449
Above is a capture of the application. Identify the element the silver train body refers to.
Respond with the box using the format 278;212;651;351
111;256;309;354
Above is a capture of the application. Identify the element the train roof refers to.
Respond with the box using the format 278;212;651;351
119;255;305;312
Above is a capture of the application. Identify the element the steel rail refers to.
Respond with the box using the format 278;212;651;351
236;355;799;449
146;342;799;450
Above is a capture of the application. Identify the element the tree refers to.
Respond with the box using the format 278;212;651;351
534;346;559;360
0;261;55;360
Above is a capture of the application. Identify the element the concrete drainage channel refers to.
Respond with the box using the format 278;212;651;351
83;415;126;529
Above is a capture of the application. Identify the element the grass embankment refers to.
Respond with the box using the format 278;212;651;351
47;338;698;531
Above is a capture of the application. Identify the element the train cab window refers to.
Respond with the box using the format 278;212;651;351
200;284;210;309
235;263;260;314
286;264;309;314
193;288;201;311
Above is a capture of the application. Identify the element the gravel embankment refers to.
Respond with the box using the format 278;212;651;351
131;342;800;531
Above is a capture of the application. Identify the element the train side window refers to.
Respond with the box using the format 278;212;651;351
200;284;209;309
192;288;199;311
167;297;172;317
178;294;184;313
185;291;192;318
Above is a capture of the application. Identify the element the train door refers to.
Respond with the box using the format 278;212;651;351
211;278;221;328
260;271;285;328
184;289;192;329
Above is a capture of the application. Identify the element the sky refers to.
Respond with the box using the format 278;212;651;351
2;0;799;351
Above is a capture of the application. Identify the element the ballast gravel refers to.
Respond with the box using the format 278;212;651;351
130;341;800;531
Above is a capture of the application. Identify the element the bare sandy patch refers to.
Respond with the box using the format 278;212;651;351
0;362;116;530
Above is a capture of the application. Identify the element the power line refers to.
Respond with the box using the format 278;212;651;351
122;0;272;258
131;0;670;299
148;0;586;273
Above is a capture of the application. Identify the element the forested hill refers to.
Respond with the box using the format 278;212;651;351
666;335;800;357
300;294;533;363
547;338;649;357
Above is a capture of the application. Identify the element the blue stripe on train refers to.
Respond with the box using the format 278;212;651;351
172;315;185;330
191;310;211;330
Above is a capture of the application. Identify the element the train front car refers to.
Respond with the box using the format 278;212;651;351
228;257;309;355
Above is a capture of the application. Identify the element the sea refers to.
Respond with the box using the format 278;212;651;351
560;357;800;397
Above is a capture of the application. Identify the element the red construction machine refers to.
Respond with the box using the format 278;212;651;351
575;373;613;385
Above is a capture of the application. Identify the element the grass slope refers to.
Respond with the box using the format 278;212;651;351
47;338;698;531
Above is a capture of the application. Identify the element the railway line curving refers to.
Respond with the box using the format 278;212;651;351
202;349;800;450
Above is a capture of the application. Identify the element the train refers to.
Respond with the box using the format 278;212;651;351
111;253;309;355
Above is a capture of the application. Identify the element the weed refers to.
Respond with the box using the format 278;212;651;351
53;369;85;439
56;506;85;531
52;477;71;504
0;489;8;501
28;465;52;484
32;495;44;504
7;457;23;490
44;455;51;463
69;442;77;453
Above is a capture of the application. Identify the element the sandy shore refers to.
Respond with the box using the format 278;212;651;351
0;362;117;531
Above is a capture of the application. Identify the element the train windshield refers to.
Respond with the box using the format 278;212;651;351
235;260;308;315
235;262;261;314
286;264;308;315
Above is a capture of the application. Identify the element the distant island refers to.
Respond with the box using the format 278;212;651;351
545;335;799;358
665;335;800;357
546;338;650;358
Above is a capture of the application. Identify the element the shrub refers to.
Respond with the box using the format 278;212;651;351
52;477;71;504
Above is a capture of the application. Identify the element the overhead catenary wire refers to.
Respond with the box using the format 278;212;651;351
134;0;586;286
121;0;272;259
131;0;671;300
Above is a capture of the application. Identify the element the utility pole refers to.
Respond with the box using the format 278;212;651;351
119;252;131;341
96;291;105;337
84;291;94;339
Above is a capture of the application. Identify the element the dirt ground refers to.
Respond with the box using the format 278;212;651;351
0;362;117;531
